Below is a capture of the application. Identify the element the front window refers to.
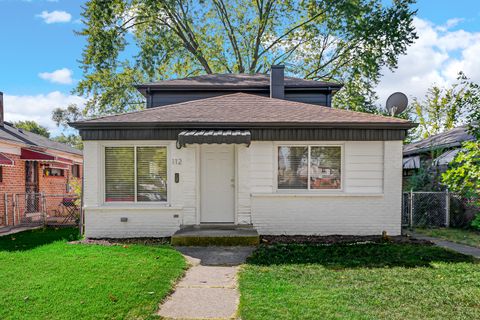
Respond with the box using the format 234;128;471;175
105;146;167;202
278;146;341;190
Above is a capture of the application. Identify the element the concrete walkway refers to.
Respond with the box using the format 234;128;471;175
158;247;255;320
0;226;42;236
411;232;480;258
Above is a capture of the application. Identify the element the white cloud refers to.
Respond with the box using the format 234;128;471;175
38;68;74;85
36;10;72;24
3;92;86;137
376;17;480;108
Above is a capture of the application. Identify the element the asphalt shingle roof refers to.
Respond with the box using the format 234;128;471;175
0;122;82;155
73;93;413;128
137;73;342;89
403;125;475;155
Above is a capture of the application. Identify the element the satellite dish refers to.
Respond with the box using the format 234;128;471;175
386;92;408;116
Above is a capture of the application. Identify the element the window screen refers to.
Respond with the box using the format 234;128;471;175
136;147;167;202
105;147;134;202
277;146;308;189
277;146;342;190
72;164;81;178
309;146;341;189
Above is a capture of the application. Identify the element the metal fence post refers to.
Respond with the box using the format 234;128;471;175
12;194;16;226
4;193;8;226
445;189;450;227
409;189;414;228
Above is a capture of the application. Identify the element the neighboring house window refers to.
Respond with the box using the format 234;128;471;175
0;167;3;182
44;168;65;177
278;146;342;190
105;146;168;203
72;164;81;178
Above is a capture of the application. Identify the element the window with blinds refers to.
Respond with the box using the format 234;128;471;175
137;147;168;202
104;146;168;203
277;146;342;190
105;147;135;202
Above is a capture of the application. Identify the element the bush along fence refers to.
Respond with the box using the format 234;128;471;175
0;193;81;232
402;191;478;228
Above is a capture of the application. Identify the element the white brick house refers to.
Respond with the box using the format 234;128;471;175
72;67;414;238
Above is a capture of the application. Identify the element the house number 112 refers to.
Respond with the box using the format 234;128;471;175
172;158;182;165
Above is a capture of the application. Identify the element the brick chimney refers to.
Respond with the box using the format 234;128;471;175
270;65;285;99
0;91;4;127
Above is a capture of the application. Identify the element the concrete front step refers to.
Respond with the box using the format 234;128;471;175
171;227;259;246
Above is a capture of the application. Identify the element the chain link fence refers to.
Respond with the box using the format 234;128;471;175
402;191;478;228
0;193;80;230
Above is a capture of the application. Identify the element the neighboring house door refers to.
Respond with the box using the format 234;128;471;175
25;161;39;213
200;145;235;223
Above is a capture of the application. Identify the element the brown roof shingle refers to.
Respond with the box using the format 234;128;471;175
137;73;342;89
73;93;414;129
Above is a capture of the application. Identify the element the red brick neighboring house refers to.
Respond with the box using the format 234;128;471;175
0;92;83;228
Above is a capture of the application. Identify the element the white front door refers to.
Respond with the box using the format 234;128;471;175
200;145;235;223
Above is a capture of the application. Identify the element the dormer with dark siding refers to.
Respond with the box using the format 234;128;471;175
135;66;342;108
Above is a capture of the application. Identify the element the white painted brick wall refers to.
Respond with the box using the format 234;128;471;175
84;208;182;238
249;141;403;235
82;140;403;237
82;141;196;238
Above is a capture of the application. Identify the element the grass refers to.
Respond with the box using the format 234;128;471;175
0;228;186;320
415;228;480;248
239;243;480;320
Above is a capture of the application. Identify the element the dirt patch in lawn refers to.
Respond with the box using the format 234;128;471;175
70;237;171;246
260;234;432;245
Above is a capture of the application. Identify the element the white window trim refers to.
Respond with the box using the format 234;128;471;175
102;143;171;206
274;143;345;193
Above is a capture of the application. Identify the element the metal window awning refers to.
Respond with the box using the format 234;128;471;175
177;130;251;148
403;155;420;169
0;153;14;166
44;162;70;170
21;148;73;164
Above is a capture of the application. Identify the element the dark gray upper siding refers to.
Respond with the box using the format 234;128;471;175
78;127;408;141
147;89;331;108
138;73;340;107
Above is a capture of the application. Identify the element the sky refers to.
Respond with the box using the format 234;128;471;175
0;0;479;136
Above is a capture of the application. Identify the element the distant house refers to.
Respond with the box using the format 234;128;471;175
72;65;415;238
0;92;83;229
402;126;475;180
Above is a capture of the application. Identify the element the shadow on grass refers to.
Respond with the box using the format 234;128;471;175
0;227;80;252
247;243;477;268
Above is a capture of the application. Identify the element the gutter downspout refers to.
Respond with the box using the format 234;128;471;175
79;157;85;236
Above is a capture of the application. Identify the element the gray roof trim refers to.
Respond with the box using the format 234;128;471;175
72;121;416;130
177;129;251;147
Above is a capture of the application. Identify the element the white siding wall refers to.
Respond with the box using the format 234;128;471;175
82;139;403;238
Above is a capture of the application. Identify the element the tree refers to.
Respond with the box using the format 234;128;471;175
74;0;417;116
410;72;480;140
13;121;50;138
52;104;83;128
53;134;83;150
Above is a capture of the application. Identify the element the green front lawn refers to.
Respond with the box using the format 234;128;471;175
0;228;186;320
415;228;480;248
239;243;480;320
